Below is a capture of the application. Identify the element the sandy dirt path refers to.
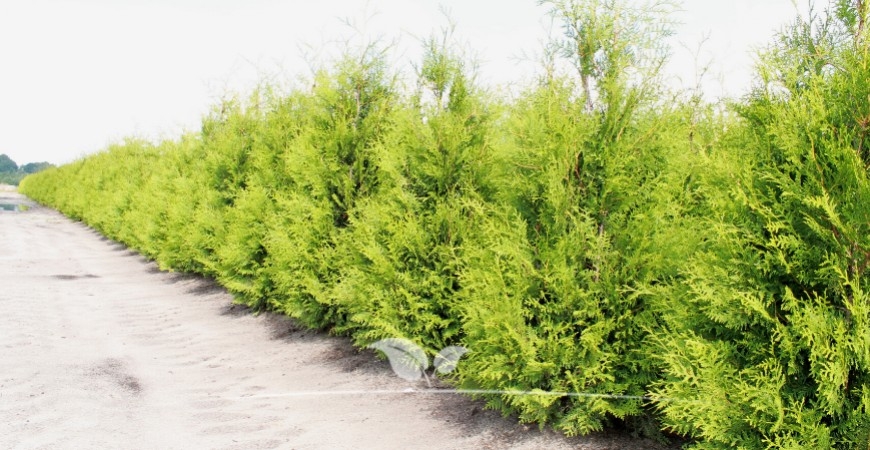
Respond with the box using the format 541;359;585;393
0;190;668;450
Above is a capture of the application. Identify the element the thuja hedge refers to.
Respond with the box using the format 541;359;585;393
20;1;870;447
649;8;870;448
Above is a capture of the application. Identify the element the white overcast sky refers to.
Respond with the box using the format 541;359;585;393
0;0;807;165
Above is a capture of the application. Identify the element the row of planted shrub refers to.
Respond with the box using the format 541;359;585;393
22;2;870;447
23;42;706;436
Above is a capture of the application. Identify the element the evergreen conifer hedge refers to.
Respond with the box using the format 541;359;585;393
19;1;870;447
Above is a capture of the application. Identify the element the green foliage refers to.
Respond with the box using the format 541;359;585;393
652;3;870;448
540;0;676;111
0;172;24;185
262;45;399;328
0;154;18;173
23;1;870;448
330;31;495;351
0;155;53;185
20;162;53;174
456;55;706;436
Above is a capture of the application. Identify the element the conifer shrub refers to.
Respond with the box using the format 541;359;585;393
261;46;399;329
328;31;497;351
652;5;870;448
452;0;704;436
151;135;214;273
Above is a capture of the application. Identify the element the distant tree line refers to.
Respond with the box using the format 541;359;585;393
0;154;54;185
